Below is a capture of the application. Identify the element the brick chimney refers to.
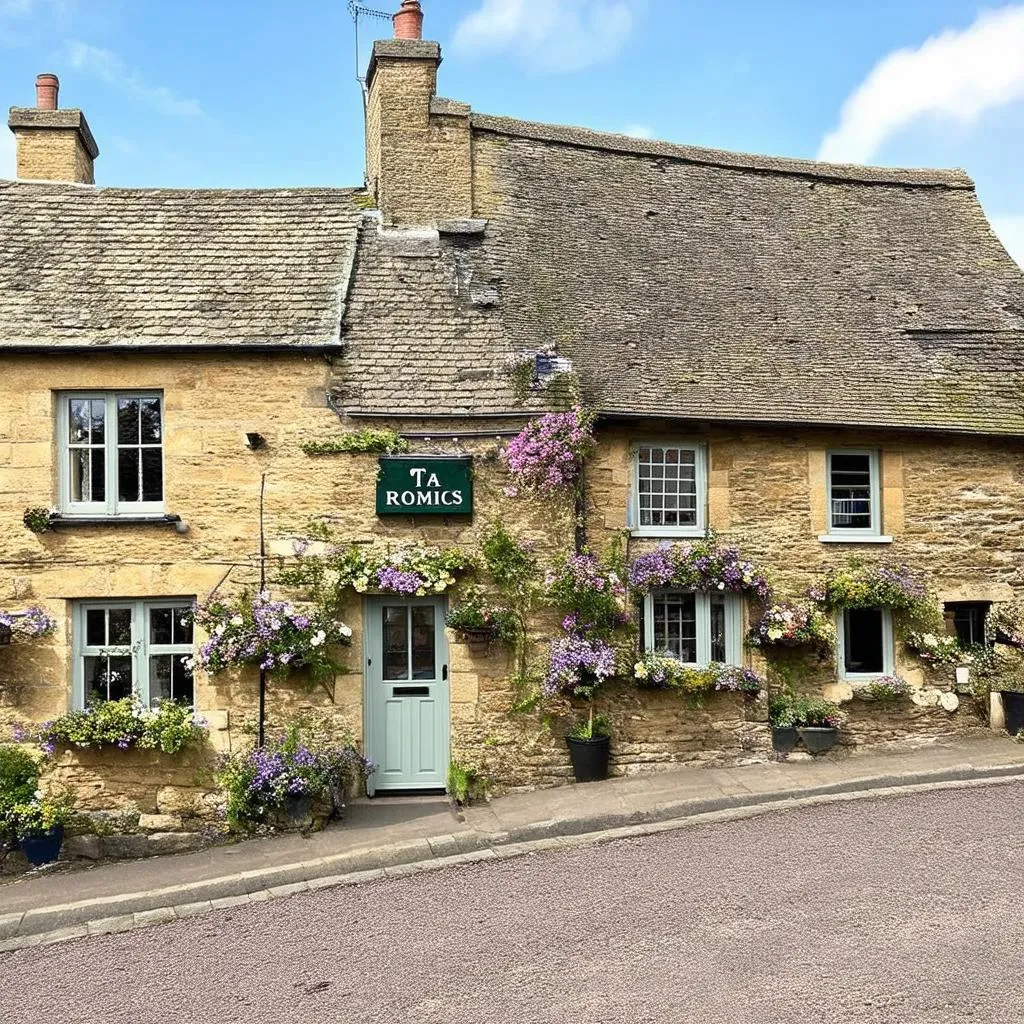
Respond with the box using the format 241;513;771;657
365;1;472;227
7;74;99;184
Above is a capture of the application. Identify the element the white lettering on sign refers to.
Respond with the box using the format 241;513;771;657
386;492;400;506
381;464;468;513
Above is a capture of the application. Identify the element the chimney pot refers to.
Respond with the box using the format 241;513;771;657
35;73;59;110
393;0;423;40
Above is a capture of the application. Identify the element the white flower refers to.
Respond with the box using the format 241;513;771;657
338;623;353;638
215;624;226;637
634;662;648;679
230;615;243;627
310;630;327;648
717;582;726;590
34;789;44;799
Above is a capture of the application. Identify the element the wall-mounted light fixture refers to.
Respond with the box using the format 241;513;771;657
245;432;267;450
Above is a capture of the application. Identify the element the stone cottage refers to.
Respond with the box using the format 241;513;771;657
2;1;1023;820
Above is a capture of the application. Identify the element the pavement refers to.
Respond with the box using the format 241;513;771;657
1;734;1022;952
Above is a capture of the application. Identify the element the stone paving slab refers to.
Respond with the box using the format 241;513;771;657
0;736;1022;951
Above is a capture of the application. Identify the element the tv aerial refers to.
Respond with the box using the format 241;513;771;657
348;2;392;99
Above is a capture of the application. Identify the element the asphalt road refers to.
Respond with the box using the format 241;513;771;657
2;785;1022;1024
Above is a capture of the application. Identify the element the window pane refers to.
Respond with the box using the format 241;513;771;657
150;607;173;645
139;398;162;444
844;607;883;674
90;448;106;502
109;608;133;646
149;655;192;705
173;607;194;644
70;449;90;502
117;397;140;444
949;604;987;647
86;608;106;646
383;606;408;680
638;447;698;528
118;447;140;502
653;592;698;663
411;606;436;680
69;399;91;444
831;453;872;530
710;595;726;663
141;448;163;502
84;654;133;704
90;400;105;443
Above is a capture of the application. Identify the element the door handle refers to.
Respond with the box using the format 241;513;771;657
442;664;448;681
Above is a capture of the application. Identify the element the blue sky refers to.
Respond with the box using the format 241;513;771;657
1;1;1022;264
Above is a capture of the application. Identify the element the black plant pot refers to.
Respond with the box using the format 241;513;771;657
798;727;839;754
1002;692;1024;735
18;825;64;866
281;793;312;827
458;626;497;644
566;735;611;783
771;726;799;753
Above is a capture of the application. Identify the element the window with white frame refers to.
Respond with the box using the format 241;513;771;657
58;393;164;516
643;590;742;665
837;606;893;680
632;444;706;535
73;600;194;708
826;450;880;537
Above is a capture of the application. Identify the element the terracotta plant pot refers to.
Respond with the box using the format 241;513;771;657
798;727;839;754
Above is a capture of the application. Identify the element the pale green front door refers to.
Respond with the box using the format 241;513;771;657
364;597;450;793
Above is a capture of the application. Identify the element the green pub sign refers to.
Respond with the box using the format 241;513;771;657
376;456;473;516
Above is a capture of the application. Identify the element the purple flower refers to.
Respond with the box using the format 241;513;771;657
376;567;424;595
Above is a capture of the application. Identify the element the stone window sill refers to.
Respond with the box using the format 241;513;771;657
49;514;183;529
818;535;893;545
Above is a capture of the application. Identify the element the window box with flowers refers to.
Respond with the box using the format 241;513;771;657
194;591;352;686
748;602;836;654
445;588;518;644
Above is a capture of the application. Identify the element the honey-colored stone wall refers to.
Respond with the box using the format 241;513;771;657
13;127;94;183
2;356;1020;808
366;50;472;227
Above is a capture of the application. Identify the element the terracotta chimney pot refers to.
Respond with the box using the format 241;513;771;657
393;0;423;40
35;73;59;110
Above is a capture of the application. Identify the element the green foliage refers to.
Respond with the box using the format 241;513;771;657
3;789;74;839
0;744;40;813
446;759;488;805
300;429;409;456
904;631;966;666
22;507;53;533
545;550;628;636
768;691;845;729
32;697;208;755
633;651;764;694
505;353;537;404
818;561;934;626
445;587;518;643
566;712;610;740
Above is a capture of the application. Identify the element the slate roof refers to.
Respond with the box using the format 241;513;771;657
340;117;1024;435
0;181;365;347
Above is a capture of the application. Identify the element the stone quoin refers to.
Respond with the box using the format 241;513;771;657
1;0;1024;841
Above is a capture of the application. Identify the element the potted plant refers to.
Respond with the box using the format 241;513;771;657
6;790;74;866
768;690;801;753
445;588;517;644
795;695;845;754
565;710;611;783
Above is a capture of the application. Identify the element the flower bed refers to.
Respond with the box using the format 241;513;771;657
628;538;771;601
194;591;351;683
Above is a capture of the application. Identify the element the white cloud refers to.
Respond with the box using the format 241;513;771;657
66;40;205;118
622;123;653;139
1;126;15;178
819;5;1024;163
991;214;1024;269
453;0;639;73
